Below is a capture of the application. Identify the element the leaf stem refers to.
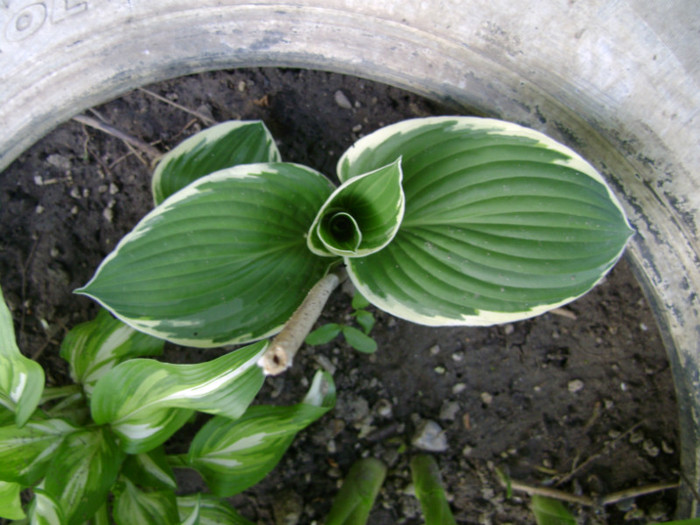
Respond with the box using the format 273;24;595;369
258;268;346;375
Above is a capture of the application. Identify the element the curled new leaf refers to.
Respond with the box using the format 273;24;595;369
308;159;404;257
338;117;634;326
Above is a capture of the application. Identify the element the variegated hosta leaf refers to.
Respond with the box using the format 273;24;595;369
0;286;44;426
77;163;336;347
187;370;336;496
60;309;164;396
121;447;177;490
0;480;25;520
90;341;268;453
177;494;254;525
42;427;125;525
27;488;65;525
0;418;79;486
325;458;387;525
152;120;281;204
338;117;634;326
308;158;404;257
112;477;179;525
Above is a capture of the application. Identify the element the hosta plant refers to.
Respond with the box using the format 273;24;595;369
77;117;633;370
0;286;335;524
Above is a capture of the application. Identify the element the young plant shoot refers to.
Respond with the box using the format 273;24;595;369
77;117;633;369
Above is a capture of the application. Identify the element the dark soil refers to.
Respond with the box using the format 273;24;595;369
0;68;680;524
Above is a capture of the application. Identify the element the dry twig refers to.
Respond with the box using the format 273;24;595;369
258;268;347;375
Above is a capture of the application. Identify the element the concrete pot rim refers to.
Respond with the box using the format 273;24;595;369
1;0;698;516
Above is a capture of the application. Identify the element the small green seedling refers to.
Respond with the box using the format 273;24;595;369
306;292;377;354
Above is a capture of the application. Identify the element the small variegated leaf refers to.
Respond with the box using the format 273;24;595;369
60;309;164;396
0;286;44;426
188;370;336;496
27;488;65;525
177;494;254;525
77;163;337;347
0;418;79;486
338;117;633;326
112;478;179;525
308;159;404;257
121;447;177;490
152;120;281;204
90;341;267;454
42;427;125;525
0;480;25;520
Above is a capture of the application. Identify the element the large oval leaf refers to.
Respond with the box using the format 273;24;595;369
338;117;633;325
77;163;336;347
152;120;281;205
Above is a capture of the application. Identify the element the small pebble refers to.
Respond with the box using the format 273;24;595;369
452;383;467;394
662;440;674;454
334;90;352;109
434;366;446;375
462;444;473;456
238;80;246;92
46;153;71;171
439;401;460;421
352;124;362;133
374;398;393;418
429;344;441;355
35;205;44;215
412;420;448;452
480;392;493;405
109;182;119;195
568;379;585;393
503;324;514;335
451;352;465;362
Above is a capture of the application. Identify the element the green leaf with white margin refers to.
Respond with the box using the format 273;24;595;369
0;418;79;486
112;477;179;525
308;159;404;257
27;488;65;525
187;370;336;497
90;340;267;453
121;447;177;490
60;309;164;396
178;494;254;525
42;426;125;525
152;120;281;204
0;286;44;426
338;117;634;326
77;163;337;347
0;480;25;520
